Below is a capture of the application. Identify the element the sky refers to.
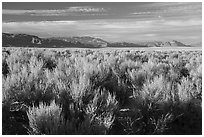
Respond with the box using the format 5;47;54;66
2;2;202;44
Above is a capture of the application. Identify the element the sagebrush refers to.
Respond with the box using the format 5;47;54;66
2;48;202;135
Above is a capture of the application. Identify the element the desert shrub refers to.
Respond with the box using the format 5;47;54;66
177;77;194;103
3;55;56;106
85;88;118;134
120;75;176;135
84;61;129;106
166;77;202;134
56;61;118;134
2;48;202;135
169;57;190;81
128;69;147;90
42;58;57;71
27;101;63;134
27;88;118;135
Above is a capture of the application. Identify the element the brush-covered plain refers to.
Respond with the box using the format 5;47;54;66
2;47;202;135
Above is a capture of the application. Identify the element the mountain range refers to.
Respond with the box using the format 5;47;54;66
2;33;199;48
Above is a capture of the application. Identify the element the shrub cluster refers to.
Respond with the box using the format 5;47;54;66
2;48;202;135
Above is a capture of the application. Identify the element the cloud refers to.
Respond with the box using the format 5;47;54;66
2;6;107;16
143;34;157;37
161;20;201;26
65;6;105;12
130;2;201;19
131;11;152;15
161;2;202;14
2;18;201;43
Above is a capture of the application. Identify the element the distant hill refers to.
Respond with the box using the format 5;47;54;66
108;40;191;47
160;40;191;47
2;33;192;48
2;33;107;48
3;33;43;47
108;42;147;47
53;36;108;48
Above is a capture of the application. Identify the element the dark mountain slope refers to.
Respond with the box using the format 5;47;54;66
2;33;107;48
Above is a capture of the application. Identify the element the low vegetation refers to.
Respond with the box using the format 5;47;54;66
2;47;202;135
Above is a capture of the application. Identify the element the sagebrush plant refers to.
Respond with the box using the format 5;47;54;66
3;52;56;106
83;88;118;134
27;88;118;134
27;101;62;134
2;48;202;135
122;75;175;135
177;77;194;103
